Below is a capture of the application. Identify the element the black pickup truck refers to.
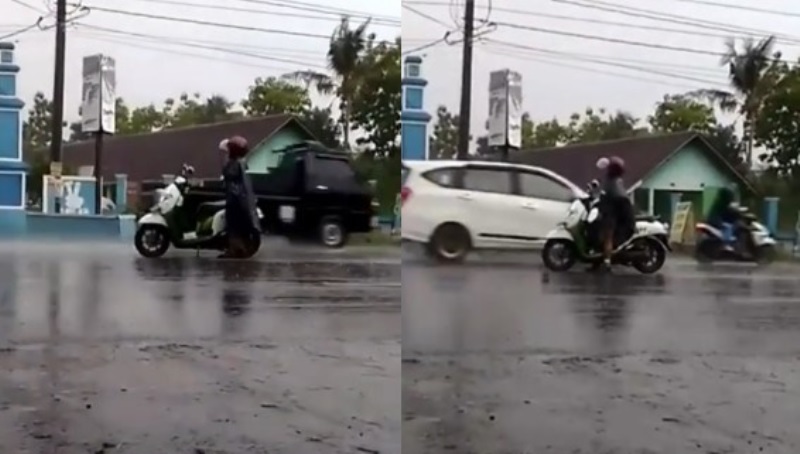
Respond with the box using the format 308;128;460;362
182;141;375;247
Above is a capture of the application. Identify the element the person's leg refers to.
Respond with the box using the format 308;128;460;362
602;219;616;269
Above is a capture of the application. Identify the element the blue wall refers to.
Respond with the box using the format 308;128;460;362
0;172;22;207
405;87;423;110
0;74;14;96
402;123;426;160
0;110;19;160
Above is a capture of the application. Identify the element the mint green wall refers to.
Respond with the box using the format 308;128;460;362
245;126;310;173
639;143;734;191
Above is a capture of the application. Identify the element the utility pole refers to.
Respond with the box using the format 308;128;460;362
49;0;67;213
456;0;475;160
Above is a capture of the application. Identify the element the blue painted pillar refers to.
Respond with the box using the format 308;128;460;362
114;173;127;213
763;196;779;234
401;55;432;160
0;42;28;237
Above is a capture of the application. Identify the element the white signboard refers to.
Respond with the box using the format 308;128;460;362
487;69;522;148
80;54;116;134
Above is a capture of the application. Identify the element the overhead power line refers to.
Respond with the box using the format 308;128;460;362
484;40;727;87
76;23;328;69
552;0;800;43
477;47;709;92
493;21;723;57
233;0;399;24
488;40;723;76
405;0;800;45
73;32;302;73
403;4;453;28
124;0;399;26
665;0;800;18
79;5;332;40
402;37;447;55
9;0;46;13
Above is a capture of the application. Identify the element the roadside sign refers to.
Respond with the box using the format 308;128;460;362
669;201;693;244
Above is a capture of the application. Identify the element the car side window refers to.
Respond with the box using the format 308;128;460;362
517;171;574;202
462;168;513;194
422;168;458;187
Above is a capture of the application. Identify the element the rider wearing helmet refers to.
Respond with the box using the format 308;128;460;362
598;156;634;269
706;186;737;249
220;136;261;258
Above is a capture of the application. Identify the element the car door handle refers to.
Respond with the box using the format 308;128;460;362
316;185;328;190
457;193;473;200
521;202;538;210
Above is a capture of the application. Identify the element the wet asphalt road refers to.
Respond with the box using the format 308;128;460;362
0;241;400;454
402;245;800;454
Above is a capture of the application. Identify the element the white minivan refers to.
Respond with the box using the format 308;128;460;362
401;160;585;262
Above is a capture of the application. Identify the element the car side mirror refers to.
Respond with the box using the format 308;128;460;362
182;164;195;176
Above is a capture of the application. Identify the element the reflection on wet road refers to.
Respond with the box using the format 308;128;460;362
0;242;400;454
403;248;800;454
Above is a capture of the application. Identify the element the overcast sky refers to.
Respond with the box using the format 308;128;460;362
2;0;399;121
402;0;800;137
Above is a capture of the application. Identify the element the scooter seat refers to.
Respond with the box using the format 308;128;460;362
196;200;226;217
199;200;226;209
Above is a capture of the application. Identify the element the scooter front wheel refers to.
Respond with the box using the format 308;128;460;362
135;225;171;258
542;239;578;272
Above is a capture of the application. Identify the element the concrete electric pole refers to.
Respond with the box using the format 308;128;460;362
49;0;67;213
456;0;475;160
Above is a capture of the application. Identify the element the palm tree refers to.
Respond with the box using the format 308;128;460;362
689;35;777;167
284;16;373;148
327;17;372;148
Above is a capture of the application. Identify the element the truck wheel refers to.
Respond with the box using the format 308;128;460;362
134;225;170;258
319;216;348;248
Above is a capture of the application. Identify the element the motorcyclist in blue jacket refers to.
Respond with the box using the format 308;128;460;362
706;186;738;249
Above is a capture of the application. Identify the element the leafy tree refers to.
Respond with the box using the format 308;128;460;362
22;92;53;158
523;117;569;149
165;93;234;128
298;107;341;148
242;77;311;116
429;105;460;159
566;107;644;142
22;92;55;200
350;38;400;158
752;59;800;175
705;124;745;169
689;35;779;166
648;94;717;134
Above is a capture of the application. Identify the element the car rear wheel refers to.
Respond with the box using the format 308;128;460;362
427;223;471;263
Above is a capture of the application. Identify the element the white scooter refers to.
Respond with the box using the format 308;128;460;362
694;204;777;263
542;186;671;274
134;164;263;258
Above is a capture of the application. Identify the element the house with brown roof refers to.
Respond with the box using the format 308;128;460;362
510;131;754;222
62;113;317;183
